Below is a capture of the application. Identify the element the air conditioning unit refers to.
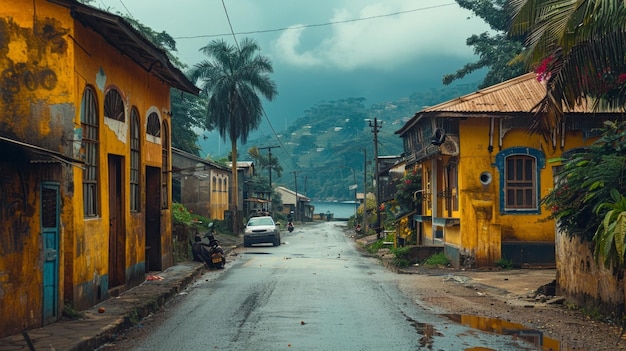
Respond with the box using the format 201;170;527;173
440;135;459;156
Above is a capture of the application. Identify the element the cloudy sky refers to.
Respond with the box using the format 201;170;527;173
96;0;490;154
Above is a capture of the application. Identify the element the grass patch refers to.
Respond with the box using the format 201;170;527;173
423;252;449;267
364;233;395;254
390;246;411;267
62;303;84;320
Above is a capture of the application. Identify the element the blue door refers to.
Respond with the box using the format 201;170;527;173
41;182;59;323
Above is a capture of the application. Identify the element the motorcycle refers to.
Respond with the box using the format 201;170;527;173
287;222;294;233
192;231;226;269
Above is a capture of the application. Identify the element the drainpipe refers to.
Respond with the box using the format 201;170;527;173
431;157;438;244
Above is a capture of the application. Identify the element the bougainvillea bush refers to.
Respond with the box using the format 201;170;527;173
395;167;422;211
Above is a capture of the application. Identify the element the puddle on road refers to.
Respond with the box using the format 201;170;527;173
441;314;560;350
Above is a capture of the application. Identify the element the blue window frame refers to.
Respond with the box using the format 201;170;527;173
495;147;545;214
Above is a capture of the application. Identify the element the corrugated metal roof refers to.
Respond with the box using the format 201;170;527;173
395;72;607;136
423;73;543;114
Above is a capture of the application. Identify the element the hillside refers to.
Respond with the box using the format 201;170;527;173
228;82;480;201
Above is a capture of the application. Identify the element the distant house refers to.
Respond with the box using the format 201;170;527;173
171;148;231;220
227;161;258;219
275;186;314;222
395;73;613;268
0;0;198;337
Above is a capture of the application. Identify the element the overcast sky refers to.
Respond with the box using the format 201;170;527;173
96;0;490;155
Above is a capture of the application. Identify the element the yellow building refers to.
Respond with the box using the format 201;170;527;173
395;73;612;268
171;148;231;220
0;0;198;337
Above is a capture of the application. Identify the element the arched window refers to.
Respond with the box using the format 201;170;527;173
496;147;545;214
81;86;99;217
147;112;160;137
130;107;141;212
161;121;169;209
104;88;124;122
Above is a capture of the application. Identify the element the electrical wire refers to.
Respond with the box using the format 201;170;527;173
221;0;240;50
174;3;456;40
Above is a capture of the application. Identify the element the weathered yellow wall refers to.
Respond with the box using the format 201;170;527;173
0;0;74;335
1;0;179;334
456;119;499;265
209;171;229;220
71;17;173;307
556;228;625;315
434;118;599;267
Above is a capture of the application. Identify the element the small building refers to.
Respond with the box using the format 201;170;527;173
395;73;612;268
171;148;231;220
0;0;198;337
275;186;314;222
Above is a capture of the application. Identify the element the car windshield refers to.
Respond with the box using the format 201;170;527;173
248;217;274;226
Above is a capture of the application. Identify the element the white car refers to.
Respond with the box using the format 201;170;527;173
244;216;281;247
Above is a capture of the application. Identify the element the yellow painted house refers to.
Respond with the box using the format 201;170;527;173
0;0;198;337
171;148;231;221
395;73;614;268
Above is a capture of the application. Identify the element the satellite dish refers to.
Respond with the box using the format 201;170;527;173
431;128;446;146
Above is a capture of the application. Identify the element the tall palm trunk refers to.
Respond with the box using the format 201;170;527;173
230;137;239;233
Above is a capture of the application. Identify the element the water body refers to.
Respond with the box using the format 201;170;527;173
310;201;358;220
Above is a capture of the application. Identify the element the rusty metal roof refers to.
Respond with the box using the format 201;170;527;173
49;0;199;95
395;73;610;136
423;73;544;115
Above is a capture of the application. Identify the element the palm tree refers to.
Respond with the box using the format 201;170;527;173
508;0;626;138
189;38;278;232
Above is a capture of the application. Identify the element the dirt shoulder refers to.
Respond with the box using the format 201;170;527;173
388;260;625;350
349;232;625;350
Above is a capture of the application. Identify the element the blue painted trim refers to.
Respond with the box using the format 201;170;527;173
413;215;431;222
495;147;545;215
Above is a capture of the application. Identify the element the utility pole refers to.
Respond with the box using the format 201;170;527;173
258;145;280;214
363;148;367;234
369;118;383;239
293;171;298;222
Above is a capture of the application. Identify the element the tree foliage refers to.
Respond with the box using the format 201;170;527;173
188;38;278;231
248;147;283;178
593;189;626;269
542;121;626;245
170;89;209;155
443;0;526;88
509;0;626;138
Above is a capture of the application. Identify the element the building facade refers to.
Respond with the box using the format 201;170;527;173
396;73;612;268
172;148;230;221
0;0;198;337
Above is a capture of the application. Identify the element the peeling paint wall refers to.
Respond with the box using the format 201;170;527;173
70;10;173;309
556;228;625;315
0;1;73;336
0;0;177;335
417;117;601;268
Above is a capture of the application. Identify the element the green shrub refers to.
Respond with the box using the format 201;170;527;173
172;203;193;224
424;252;449;266
391;246;410;258
495;257;513;269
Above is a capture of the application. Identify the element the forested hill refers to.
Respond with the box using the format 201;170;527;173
239;82;481;201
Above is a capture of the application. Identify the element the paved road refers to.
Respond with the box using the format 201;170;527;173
122;222;539;350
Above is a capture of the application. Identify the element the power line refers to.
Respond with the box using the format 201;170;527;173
174;3;456;40
221;0;240;50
